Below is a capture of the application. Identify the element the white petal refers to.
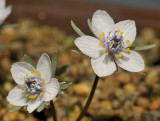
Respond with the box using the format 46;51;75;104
0;6;12;25
11;62;35;85
37;53;51;84
115;51;144;72
0;0;5;9
6;86;28;106
75;36;103;58
27;95;44;113
44;78;59;101
91;54;117;77
115;20;136;46
91;10;115;38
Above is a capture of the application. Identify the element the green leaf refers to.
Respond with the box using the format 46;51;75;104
71;20;85;36
51;51;58;78
59;90;64;95
87;18;92;31
37;101;49;112
72;49;83;55
57;82;72;96
129;44;156;51
10;106;22;112
37;103;45;112
24;54;36;68
60;82;72;90
55;64;70;76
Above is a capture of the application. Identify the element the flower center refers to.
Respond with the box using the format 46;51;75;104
99;30;131;58
21;71;45;99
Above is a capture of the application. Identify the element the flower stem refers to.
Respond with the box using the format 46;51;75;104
76;75;100;121
50;101;57;121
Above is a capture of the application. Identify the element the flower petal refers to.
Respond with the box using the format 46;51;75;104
0;6;12;25
37;53;51;84
6;86;28;106
11;62;35;85
0;0;5;9
115;20;136;46
91;54;117;77
27;95;44;113
115;50;144;72
44;78;59;101
91;10;115;38
75;35;103;58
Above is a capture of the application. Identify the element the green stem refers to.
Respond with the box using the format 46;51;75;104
50;101;57;121
76;75;100;121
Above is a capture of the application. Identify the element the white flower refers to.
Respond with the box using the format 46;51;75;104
75;10;144;77
7;53;60;113
0;0;12;25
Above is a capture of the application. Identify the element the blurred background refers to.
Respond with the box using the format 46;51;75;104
0;0;160;121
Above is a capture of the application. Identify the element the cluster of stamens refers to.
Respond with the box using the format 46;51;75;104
21;70;46;100
98;30;131;59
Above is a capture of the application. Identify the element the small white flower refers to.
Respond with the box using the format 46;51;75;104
75;10;144;77
0;0;12;25
7;53;60;113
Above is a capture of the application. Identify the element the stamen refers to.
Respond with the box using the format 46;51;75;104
31;71;34;74
102;50;106;53
35;71;38;75
116;55;119;58
99;41;102;46
126;40;130;43
36;71;41;76
125;48;130;52
43;83;45;86
105;52;109;55
25;94;28;97
99;35;102;38
127;44;131;47
35;71;39;74
119;54;122;58
30;96;33;99
98;29;129;63
31;71;42;77
120;32;123;35
25;70;45;100
21;87;25;91
101;32;105;36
